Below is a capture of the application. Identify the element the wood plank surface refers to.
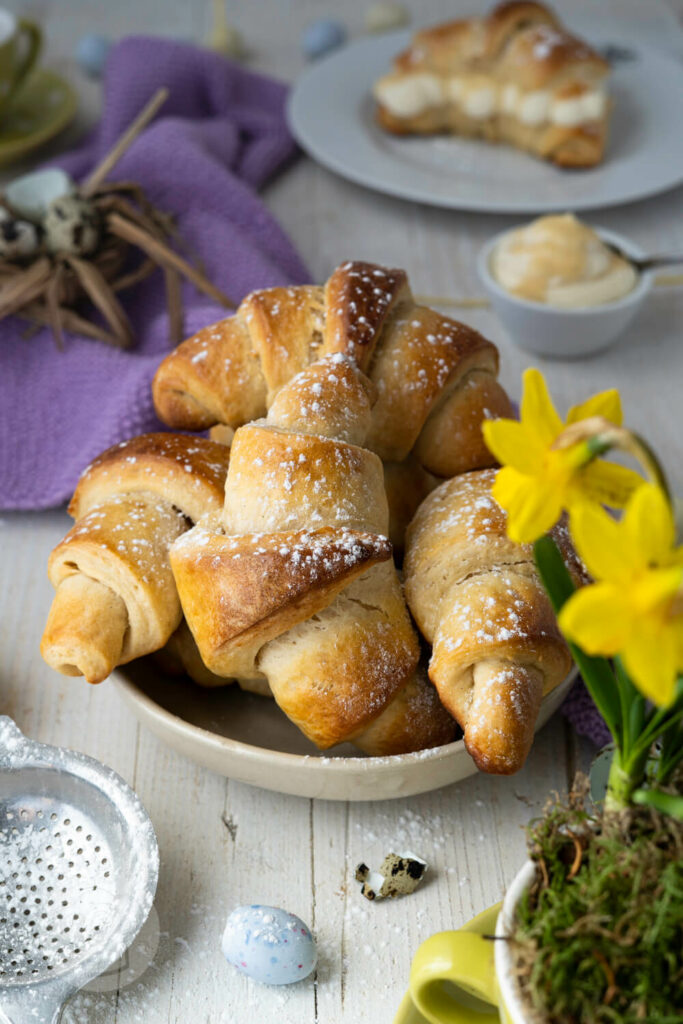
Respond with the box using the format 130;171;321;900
0;2;681;1021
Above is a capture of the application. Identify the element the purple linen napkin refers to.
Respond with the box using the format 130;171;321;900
0;36;309;510
562;679;611;747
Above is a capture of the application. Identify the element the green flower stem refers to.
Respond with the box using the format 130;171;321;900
533;535;622;742
605;746;649;812
557;417;673;505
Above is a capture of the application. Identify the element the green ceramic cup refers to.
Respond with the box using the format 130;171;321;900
0;8;42;120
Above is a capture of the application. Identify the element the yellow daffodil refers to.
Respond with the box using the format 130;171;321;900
559;484;683;707
482;368;642;544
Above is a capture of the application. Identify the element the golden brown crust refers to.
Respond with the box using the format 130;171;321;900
152;315;266;430
382;456;438;555
171;518;392;678
322;261;411;370
404;468;577;774
414;369;514;478
376;97;607;168
42;435;232;684
374;2;609;168
46;494;187;677
152;261;510;478
152;285;325;429
499;23;607;90
363;305;500;465
265;352;376;446
258;561;420;749
70;433;231;524
169;358;429;751
353;660;458;755
222;424;389;537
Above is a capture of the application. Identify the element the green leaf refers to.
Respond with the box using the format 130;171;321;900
658;722;683;784
533;535;576;609
613;656;641;756
632;788;683;820
533;535;623;742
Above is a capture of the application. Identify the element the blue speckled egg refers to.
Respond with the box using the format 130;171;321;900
222;905;317;985
75;33;112;78
302;19;347;60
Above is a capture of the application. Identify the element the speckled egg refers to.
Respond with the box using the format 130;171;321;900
365;2;411;33
44;196;101;256
0;209;40;261
302;19;347;60
75;33;112;78
222;905;317;985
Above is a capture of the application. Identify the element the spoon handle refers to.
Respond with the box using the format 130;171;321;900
635;254;683;272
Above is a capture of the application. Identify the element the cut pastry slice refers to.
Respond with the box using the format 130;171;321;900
373;1;610;167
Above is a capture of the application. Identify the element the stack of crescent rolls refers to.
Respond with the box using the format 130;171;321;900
41;260;583;774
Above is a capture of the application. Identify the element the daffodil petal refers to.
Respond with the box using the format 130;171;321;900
559;582;634;654
623;484;675;566
621;620;679;707
482;419;544;474
576;459;643;510
632;567;683;613
567;502;640;583
492;468;563;544
520;368;563;447
567;389;623;426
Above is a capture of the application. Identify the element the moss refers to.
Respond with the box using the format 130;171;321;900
512;777;683;1024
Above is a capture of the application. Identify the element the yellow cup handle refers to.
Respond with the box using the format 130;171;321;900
7;19;42;104
409;930;499;1024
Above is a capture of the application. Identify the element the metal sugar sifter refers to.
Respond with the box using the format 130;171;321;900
0;717;159;1024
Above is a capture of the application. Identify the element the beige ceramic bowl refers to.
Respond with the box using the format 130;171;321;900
113;662;577;801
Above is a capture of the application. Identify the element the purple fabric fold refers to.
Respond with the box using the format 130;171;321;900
0;36;310;510
562;678;612;748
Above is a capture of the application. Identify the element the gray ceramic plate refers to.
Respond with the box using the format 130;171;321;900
288;29;683;214
113;662;577;801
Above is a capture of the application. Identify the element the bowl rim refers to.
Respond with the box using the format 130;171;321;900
112;663;577;795
477;223;653;316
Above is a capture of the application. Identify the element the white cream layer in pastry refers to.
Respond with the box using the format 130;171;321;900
374;72;607;127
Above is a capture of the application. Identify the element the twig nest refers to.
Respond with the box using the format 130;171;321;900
365;3;410;33
302;19;347;60
6;169;74;223
44;196;101;257
0;209;41;261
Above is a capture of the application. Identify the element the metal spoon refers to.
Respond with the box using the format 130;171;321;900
603;240;683;274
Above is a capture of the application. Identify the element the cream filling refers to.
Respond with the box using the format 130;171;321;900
491;215;638;309
546;263;638;308
374;72;607;127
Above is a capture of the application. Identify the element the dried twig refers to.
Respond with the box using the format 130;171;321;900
164;266;184;345
111;257;157;293
19;302;118;345
108;212;234;309
46;265;66;350
0;259;53;317
63;254;134;348
82;88;170;197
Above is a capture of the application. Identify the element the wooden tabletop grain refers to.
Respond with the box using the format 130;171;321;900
1;2;682;1021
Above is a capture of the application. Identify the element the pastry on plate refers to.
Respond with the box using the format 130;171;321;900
373;1;610;167
41;434;231;684
152;260;514;481
171;353;457;755
404;468;586;774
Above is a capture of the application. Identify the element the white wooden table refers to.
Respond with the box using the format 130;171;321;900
1;2;682;1021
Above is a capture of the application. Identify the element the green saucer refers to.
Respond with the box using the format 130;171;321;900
394;903;502;1024
0;68;77;166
